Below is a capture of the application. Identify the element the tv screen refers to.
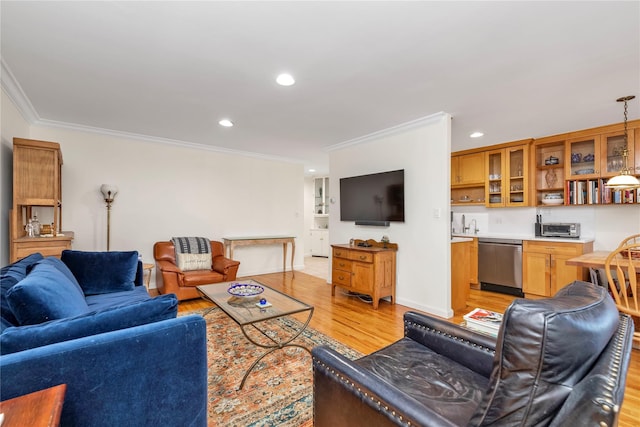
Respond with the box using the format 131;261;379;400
340;169;405;224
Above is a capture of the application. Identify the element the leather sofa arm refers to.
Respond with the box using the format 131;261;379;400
0;316;207;426
156;260;182;274
313;346;458;427
212;256;240;278
403;311;496;378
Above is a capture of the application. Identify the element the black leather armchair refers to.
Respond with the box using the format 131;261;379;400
312;281;634;427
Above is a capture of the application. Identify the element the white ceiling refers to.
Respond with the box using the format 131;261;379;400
2;1;639;176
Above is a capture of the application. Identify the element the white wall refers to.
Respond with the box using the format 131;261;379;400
329;113;454;317
0;89;31;265
1;95;306;283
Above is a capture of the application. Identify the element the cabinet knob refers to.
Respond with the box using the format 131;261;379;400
359;255;367;260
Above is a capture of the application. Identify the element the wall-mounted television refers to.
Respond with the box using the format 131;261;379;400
340;169;405;226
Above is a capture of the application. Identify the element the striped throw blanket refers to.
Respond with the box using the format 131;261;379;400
171;237;211;271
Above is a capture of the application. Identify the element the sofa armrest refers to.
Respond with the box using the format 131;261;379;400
312;346;459;427
0;315;207;427
403;311;496;378
212;255;240;278
156;259;182;274
0;294;178;355
549;314;634;427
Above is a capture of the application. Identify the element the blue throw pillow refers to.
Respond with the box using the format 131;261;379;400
6;263;90;325
33;257;85;296
1;253;45;327
61;250;138;296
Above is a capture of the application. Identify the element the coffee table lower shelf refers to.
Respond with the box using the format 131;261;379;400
197;279;314;390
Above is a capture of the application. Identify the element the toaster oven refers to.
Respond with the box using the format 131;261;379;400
536;223;581;238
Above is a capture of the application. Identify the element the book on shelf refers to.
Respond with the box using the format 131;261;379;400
463;308;503;336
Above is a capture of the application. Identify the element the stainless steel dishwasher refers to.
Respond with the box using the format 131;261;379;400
478;237;524;297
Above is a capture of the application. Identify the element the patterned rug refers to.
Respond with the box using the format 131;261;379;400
181;307;362;426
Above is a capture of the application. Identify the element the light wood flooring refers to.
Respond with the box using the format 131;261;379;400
175;270;639;427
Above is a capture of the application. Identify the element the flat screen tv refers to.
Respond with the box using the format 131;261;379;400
340;169;405;226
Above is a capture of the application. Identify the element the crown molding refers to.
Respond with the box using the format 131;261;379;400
326;111;448;152
2;57;303;165
1;58;40;123
35;118;305;165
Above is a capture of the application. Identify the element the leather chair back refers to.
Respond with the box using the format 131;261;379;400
153;240;225;264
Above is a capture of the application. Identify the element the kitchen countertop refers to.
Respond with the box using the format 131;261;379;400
451;237;473;243
452;232;594;244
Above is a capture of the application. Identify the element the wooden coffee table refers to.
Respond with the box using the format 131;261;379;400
197;279;314;389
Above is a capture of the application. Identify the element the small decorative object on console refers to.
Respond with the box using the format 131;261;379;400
463;307;502;336
227;283;264;297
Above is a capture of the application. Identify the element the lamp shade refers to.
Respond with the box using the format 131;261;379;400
100;184;118;200
605;173;640;190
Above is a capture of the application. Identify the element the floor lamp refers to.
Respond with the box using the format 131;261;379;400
100;184;118;251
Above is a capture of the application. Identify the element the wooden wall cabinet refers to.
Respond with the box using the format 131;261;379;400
485;143;530;207
451;152;485;186
331;244;396;309
533;138;566;206
531;120;640;206
10;138;73;262
451;152;485;205
522;240;593;297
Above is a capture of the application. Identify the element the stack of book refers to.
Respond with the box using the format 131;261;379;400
463;308;503;337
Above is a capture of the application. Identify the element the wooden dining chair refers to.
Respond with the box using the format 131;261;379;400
605;242;640;347
619;233;640;247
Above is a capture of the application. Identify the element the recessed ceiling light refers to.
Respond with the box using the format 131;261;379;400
470;132;484;138
218;119;234;127
308;168;316;173
276;73;295;86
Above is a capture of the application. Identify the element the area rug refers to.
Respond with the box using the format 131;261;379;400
181;307;362;426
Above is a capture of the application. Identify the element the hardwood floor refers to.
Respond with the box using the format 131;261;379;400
175;271;640;427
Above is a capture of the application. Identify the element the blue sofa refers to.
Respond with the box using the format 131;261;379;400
0;251;207;426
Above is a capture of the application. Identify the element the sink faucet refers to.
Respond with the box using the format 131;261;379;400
469;219;478;234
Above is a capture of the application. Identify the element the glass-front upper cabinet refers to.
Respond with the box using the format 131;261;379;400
506;145;528;206
601;130;636;178
566;136;601;179
314;177;329;215
485;149;505;207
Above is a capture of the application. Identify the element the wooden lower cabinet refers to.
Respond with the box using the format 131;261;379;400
469;237;479;287
331;244;396;309
451;240;471;311
523;240;593;297
11;233;74;263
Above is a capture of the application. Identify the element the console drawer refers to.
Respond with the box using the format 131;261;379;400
349;251;373;263
333;258;352;272
332;269;352;287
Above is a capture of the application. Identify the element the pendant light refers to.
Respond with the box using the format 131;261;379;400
606;95;640;189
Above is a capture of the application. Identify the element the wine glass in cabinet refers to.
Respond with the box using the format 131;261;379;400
485;149;505;207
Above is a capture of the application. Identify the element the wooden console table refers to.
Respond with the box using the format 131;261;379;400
331;242;397;309
0;384;66;427
223;236;295;275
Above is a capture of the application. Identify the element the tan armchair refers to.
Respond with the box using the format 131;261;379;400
153;240;240;301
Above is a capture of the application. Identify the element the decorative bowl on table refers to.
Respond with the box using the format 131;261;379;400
227;283;264;297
